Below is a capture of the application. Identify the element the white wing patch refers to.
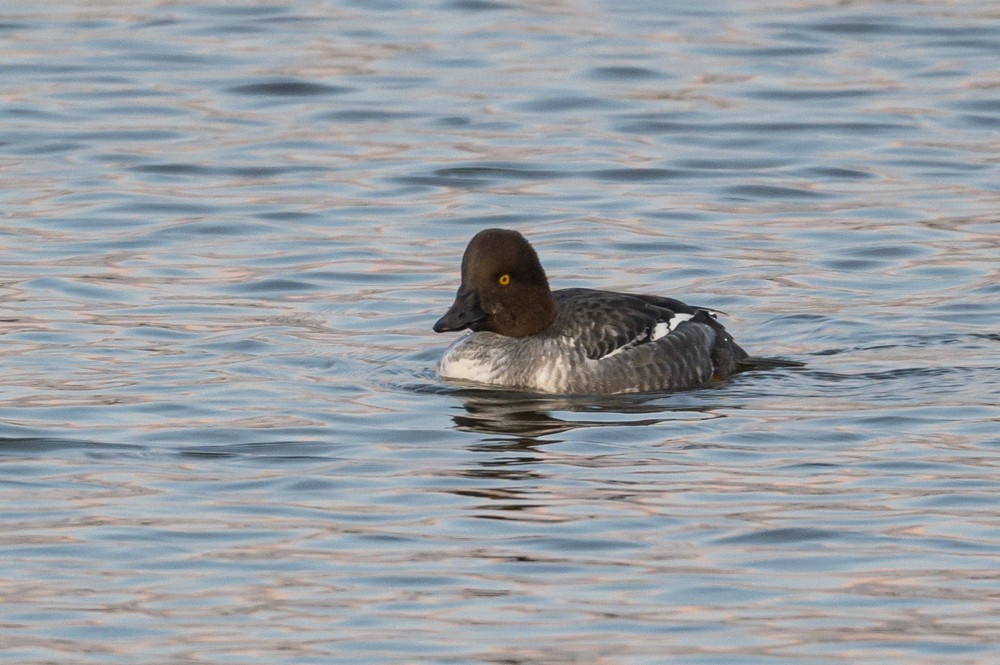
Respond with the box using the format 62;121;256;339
599;312;697;360
653;313;694;340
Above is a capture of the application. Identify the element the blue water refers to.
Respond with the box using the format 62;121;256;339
2;1;998;663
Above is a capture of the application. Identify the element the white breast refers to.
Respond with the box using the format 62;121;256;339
437;342;498;384
532;359;570;393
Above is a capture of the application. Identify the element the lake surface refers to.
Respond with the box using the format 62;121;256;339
2;0;998;663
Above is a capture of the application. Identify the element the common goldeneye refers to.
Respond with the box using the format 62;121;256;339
433;228;755;394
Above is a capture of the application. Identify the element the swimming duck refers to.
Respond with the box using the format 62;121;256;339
433;228;755;394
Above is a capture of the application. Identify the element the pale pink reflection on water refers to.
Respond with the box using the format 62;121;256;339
1;0;998;663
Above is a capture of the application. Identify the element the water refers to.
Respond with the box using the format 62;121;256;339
1;0;998;662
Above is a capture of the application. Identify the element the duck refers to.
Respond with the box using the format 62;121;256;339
433;228;771;395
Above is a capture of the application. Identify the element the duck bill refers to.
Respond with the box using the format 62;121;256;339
433;288;486;332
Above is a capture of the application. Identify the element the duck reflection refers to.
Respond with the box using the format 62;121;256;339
439;387;730;520
444;386;724;439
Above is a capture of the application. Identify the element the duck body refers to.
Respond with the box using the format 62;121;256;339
433;229;750;395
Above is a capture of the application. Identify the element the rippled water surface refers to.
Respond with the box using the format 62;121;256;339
2;1;999;663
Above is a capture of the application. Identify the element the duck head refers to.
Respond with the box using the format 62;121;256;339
433;228;557;338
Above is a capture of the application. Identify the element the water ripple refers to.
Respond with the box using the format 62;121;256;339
1;0;998;663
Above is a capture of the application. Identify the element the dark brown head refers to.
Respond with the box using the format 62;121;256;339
433;228;557;338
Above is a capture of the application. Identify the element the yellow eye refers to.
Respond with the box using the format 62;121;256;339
498;274;511;286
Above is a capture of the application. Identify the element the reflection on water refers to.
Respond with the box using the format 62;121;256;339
2;0;999;663
445;387;725;438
